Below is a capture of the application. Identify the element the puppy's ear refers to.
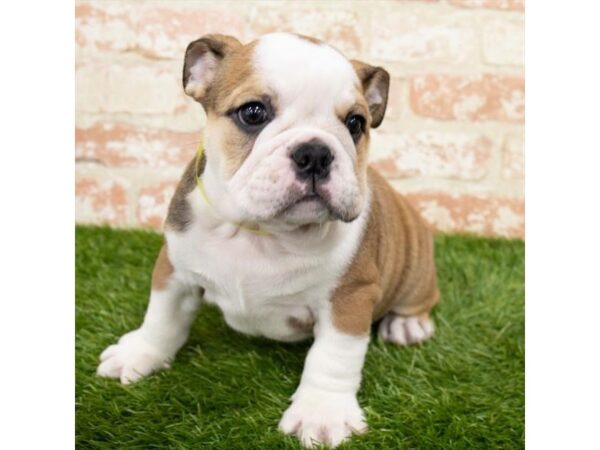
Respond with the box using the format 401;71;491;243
351;60;390;128
183;34;242;104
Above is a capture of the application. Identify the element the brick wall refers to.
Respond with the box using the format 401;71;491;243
75;0;524;237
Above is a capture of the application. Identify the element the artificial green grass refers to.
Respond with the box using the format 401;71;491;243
76;225;524;449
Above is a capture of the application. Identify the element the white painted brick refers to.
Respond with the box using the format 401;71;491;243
76;63;187;114
483;19;524;66
370;5;479;64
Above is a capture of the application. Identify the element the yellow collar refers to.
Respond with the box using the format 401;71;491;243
195;143;271;236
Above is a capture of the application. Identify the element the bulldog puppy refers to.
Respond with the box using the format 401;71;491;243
97;32;439;448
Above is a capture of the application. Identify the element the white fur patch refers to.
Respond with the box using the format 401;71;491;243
253;33;359;122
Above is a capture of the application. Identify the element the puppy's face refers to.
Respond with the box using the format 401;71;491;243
183;33;389;227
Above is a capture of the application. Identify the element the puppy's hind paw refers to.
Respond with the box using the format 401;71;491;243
378;313;434;346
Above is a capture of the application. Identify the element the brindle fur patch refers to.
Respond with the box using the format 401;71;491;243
182;34;243;104
331;168;439;336
166;154;205;232
351;60;390;128
184;35;267;177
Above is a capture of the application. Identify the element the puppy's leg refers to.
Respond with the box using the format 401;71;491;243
279;285;378;448
97;244;201;384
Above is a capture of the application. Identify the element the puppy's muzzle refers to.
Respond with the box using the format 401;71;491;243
291;140;334;182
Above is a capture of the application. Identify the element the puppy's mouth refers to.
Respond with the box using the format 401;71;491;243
294;193;323;205
276;189;327;222
277;188;356;224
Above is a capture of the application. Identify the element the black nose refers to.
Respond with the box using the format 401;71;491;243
291;142;334;181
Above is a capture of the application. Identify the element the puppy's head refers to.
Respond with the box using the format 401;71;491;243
183;32;389;228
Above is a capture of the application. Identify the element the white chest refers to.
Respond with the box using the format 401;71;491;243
166;213;366;342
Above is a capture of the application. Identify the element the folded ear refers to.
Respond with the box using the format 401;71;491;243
351;60;390;128
182;34;242;103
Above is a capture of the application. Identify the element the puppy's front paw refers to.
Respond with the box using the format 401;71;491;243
97;329;173;384
279;388;367;448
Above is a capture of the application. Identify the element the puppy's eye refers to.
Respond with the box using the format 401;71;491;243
237;102;269;127
345;114;366;140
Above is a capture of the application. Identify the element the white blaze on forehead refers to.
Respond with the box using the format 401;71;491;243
253;33;359;117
